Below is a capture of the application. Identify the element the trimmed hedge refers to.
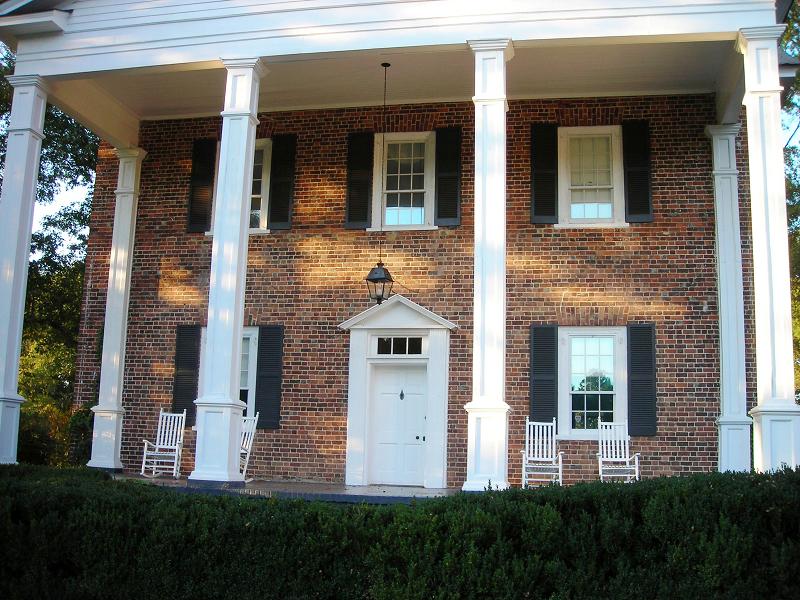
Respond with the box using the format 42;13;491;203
1;467;799;599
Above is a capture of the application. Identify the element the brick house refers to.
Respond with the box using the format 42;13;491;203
0;0;799;489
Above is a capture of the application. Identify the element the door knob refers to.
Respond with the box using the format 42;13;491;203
399;390;404;400
415;435;419;440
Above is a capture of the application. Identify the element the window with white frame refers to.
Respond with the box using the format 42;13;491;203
371;132;436;230
199;327;259;417
558;126;625;226
557;327;627;439
248;139;273;231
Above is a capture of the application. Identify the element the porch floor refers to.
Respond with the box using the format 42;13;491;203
115;474;457;504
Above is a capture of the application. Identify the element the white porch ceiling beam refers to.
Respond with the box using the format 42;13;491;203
46;79;140;149
715;49;746;125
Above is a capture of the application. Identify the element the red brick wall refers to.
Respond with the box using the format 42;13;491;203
74;94;754;487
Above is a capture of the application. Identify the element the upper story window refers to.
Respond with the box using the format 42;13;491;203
370;132;436;230
558;126;625;226
249;139;273;231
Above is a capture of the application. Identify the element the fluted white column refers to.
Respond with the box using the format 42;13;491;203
463;39;513;491
737;26;800;471
189;58;265;485
0;75;47;464
87;148;146;470
706;124;751;472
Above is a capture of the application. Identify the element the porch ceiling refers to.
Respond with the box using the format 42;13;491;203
52;38;736;123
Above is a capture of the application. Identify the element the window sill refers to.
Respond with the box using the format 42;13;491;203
553;222;630;230
204;229;272;237
366;225;439;232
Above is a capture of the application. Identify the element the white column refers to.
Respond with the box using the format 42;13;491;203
189;58;265;485
737;26;800;471
706;124;752;472
87;148;146;470
463;40;513;491
0;75;47;464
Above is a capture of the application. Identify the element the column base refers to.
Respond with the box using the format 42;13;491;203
462;399;510;491
751;402;800;472
87;406;125;470
189;396;246;484
717;415;752;472
0;395;24;464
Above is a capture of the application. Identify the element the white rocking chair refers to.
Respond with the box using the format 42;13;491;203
240;412;259;482
521;417;563;487
141;408;187;479
597;421;640;483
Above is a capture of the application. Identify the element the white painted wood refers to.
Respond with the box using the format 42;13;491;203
737;26;800;472
369;364;426;486
463;39;512;492
87;147;146;471
706;124;752;473
190;58;265;484
240;412;258;481
140;408;186;478
0;9;67;47
521;418;563;487
0;74;47;464
597;421;640;482
9;2;778;78
343;298;450;488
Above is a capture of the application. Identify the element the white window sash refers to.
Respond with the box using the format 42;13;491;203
250;138;273;232
556;125;626;228
556;326;628;440
198;326;259;417
369;131;437;231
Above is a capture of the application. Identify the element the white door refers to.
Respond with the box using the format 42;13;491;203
369;365;427;486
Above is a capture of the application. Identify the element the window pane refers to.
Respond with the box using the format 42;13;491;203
410;207;424;224
392;337;407;354
385;207;399;226
400;143;412;159
387;144;399;159
399;192;412;207
249;207;261;229
399;159;411;174
399;175;412;190
573;412;585;429
601;395;614;412
387;158;399;174
240;338;249;388
413;143;425;157
386;193;399;208
408;337;422;354
386;175;399;190
378;337;392;354
572;394;584;411
412;174;424;190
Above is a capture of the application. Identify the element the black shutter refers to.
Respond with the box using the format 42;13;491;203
267;134;297;230
435;127;462;226
187;139;217;233
530;325;558;422
172;325;201;426
627;323;657;436
345;132;374;229
531;124;559;224
623;120;653;223
255;325;284;429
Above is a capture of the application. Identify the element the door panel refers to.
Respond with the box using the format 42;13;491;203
370;365;426;485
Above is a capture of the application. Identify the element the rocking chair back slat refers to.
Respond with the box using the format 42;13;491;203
597;421;641;482
240;412;259;481
141;408;187;479
156;409;187;449
521;417;562;486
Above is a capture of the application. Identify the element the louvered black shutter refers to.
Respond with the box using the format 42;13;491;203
530;325;558;422
627;324;657;436
623;120;653;223
345;132;374;229
172;325;201;426
255;325;284;429
187;139;217;233
268;134;297;230
531;124;559;224
435;127;462;226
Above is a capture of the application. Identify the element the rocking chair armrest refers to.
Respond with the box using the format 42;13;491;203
143;439;154;449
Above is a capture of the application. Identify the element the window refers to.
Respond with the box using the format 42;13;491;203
370;132;436;230
557;126;625;227
249;140;273;231
200;327;259;418
557;327;627;439
377;336;423;355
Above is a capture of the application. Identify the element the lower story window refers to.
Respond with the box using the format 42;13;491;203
558;327;627;439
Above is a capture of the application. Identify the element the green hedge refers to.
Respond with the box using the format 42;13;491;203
1;467;799;599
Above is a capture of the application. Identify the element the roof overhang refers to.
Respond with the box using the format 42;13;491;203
0;9;67;49
0;0;63;17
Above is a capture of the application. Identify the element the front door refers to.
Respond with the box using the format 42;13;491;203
369;365;427;486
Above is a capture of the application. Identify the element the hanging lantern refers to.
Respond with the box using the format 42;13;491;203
365;261;394;304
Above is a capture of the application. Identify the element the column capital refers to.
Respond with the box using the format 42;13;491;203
114;147;147;162
468;39;514;61
221;57;268;78
705;124;741;139
5;74;49;93
736;25;787;51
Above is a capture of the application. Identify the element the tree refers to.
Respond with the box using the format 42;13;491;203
0;46;98;464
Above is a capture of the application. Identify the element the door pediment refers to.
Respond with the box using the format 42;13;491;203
338;294;457;331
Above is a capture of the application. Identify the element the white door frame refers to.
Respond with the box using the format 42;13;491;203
339;295;456;488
